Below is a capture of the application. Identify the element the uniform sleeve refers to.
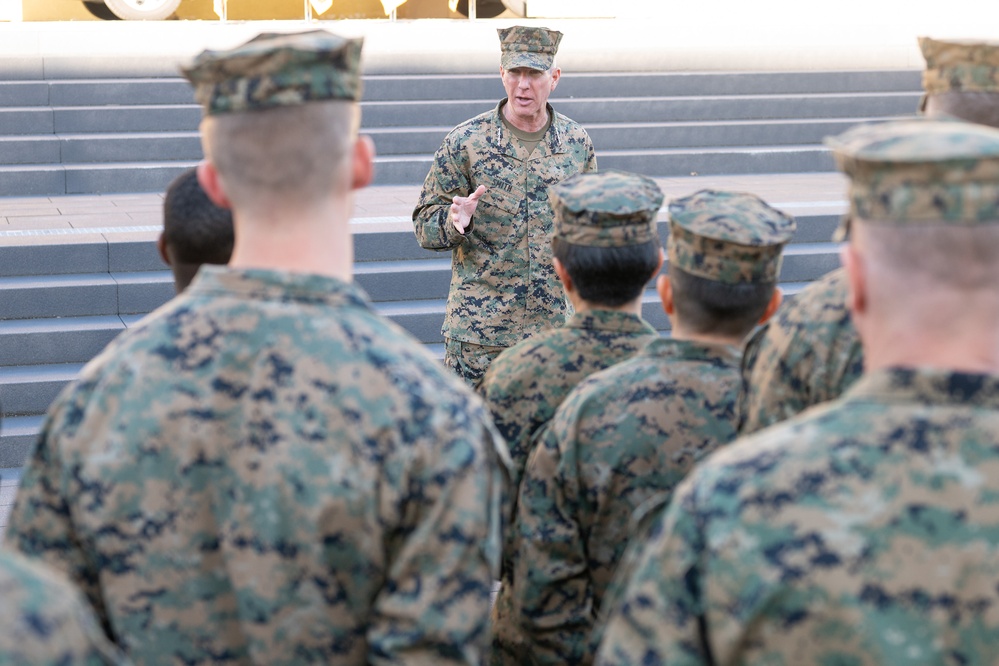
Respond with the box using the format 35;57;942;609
594;480;712;666
513;421;593;666
412;136;473;251
5;412;109;635
582;132;598;173
366;417;509;665
0;550;126;665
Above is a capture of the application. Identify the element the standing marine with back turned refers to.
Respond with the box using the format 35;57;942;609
6;29;509;666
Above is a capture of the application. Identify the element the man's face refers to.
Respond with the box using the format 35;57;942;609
500;66;560;127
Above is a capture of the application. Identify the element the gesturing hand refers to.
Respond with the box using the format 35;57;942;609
451;185;486;234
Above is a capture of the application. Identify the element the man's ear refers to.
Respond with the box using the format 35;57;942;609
157;232;172;267
352;135;375;191
650;247;665;281
656;273;674;316
550;67;561;91
758;287;783;325
842;243;867;320
553;257;573;293
196;160;232;209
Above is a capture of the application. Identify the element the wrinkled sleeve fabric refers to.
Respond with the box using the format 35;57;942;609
6;387;109;634
367;413;510;665
595;479;711;666
413;133;473;251
513;421;593;665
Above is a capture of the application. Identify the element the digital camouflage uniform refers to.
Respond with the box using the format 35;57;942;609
7;269;509;665
597;118;999;666
0;549;126;665
740;37;999;437
513;189;794;665
738;267;863;434
412;26;597;387
483;170;663;665
7;32;511;666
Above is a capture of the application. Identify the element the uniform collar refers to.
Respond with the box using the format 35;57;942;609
643;336;742;365
564;309;657;334
493;99;562;158
188;265;371;309
844;367;999;409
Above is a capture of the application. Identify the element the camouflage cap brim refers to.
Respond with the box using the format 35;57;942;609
551;170;664;248
666;189;796;284
826;118;999;225
182;30;364;115
920;36;999;95
497;26;562;73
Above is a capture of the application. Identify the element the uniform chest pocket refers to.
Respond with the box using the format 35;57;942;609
477;176;524;216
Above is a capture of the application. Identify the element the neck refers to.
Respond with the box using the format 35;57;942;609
229;195;354;283
668;319;745;348
503;99;549;133
861;316;999;376
569;293;644;317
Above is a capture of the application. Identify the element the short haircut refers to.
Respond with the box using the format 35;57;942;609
201;100;359;210
668;264;775;338
924;91;999;129
162;167;234;266
552;237;660;307
856;220;999;292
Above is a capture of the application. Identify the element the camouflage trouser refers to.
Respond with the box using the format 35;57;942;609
444;338;507;392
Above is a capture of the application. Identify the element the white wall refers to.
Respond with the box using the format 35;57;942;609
0;0;23;21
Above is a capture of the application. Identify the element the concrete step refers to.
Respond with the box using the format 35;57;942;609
0;363;82;416
358;93;921;128
0;315;125;367
2;93;920;135
0;239;109;278
2;116;902;169
0;415;42;468
0;70;921;107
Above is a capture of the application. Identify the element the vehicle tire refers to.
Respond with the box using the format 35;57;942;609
82;1;120;19
500;0;526;16
101;0;181;20
454;0;508;18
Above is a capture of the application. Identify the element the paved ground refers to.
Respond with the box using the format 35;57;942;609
0;172;848;241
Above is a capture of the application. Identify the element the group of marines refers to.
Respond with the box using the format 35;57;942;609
1;21;999;666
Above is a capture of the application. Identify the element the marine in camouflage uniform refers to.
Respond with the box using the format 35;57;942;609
0;549;126;665
412;25;597;389
739;36;999;435
484;170;665;665
6;31;509;665
597;118;999;666
514;189;794;665
738;267;862;434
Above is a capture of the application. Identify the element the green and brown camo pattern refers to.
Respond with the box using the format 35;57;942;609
511;338;743;665
413;101;597;348
7;267;511;666
599;367;999;666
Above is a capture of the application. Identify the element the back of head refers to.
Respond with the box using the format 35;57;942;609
667;190;795;337
919;36;999;128
163;167;234;268
550;170;664;307
182;30;364;212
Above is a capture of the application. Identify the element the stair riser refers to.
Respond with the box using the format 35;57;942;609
0;71;922;106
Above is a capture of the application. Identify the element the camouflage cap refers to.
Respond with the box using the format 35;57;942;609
181;30;363;115
551;170;664;248
667;189;796;284
920;36;999;95
498;26;562;71
826;118;999;235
